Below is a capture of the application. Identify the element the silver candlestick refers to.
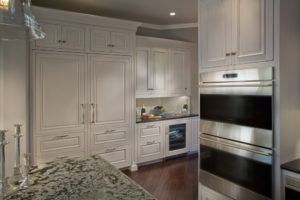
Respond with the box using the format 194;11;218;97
11;125;23;185
0;130;16;197
20;153;33;189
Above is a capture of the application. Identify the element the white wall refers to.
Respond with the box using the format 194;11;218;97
0;40;28;177
279;0;300;164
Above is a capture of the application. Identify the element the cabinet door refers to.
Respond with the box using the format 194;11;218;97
110;31;132;54
35;22;61;49
151;48;168;96
200;0;232;68
61;25;86;51
89;55;131;128
34;52;86;135
233;0;274;64
90;28;111;53
167;50;190;96
136;48;152;97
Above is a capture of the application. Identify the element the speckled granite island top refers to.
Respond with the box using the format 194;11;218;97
5;156;156;200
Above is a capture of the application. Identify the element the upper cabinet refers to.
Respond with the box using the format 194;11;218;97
90;28;133;54
35;22;86;51
136;36;195;98
199;0;274;69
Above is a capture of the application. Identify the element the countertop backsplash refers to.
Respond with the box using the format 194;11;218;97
136;96;191;117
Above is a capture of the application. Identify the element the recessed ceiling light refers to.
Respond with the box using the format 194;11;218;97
170;12;176;16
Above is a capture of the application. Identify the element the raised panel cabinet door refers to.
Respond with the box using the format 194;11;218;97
90;28;111;52
61;25;86;51
168;50;190;95
151;48;169;95
136;48;152;96
89;55;131;128
34;52;86;135
35;22;61;49
233;0;274;64
110;31;132;54
200;0;232;68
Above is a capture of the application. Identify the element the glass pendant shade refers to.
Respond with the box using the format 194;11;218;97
0;0;45;41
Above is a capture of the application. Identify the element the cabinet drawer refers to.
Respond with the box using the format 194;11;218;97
90;127;129;146
139;123;163;138
36;133;85;156
37;151;85;165
138;140;164;163
91;144;130;168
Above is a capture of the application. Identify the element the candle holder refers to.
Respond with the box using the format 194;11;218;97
10;125;23;185
20;153;33;189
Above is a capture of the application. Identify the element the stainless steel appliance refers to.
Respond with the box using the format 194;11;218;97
199;67;274;200
165;119;190;157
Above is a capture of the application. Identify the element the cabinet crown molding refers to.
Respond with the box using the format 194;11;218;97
33;6;142;32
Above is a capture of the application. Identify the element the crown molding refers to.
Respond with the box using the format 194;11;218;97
141;22;198;30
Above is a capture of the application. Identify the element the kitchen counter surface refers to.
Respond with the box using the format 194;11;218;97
282;158;300;174
136;114;199;124
4;156;156;200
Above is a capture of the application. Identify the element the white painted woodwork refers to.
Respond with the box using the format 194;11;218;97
36;132;85;156
190;117;199;152
110;31;132;54
34;52;86;135
89;55;131;128
137;122;164;163
151;48;168;96
37;151;85;165
91;144;131;168
165;119;191;157
167;50;191;95
199;0;274;69
90;28;111;53
35;22;61;49
90;127;129;148
200;0;232;68
61;25;86;51
201;185;230;200
234;0;274;64
136;47;152;96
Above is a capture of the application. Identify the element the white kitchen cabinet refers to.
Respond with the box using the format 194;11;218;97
199;0;274;69
200;185;231;200
167;50;191;96
234;0;274;64
90;28;132;54
136;47;152;96
89;55;131;128
35;22;86;51
137;122;165;163
33;52;86;135
200;0;232;68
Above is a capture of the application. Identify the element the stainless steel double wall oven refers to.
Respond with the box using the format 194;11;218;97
199;67;274;200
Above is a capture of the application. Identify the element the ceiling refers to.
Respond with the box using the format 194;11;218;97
32;0;198;25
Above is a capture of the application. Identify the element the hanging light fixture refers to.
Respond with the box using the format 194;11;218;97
0;0;45;41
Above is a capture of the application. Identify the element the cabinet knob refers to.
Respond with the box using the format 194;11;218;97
62;40;66;43
225;53;231;56
231;52;237;56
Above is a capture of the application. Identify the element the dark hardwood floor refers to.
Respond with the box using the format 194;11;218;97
123;154;198;200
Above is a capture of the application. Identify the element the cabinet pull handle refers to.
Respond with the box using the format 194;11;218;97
81;104;85;124
56;156;68;160
91;104;95;124
62;40;67;43
231;52;237;56
58;40;62;43
146;141;156;145
52;135;68;140
225;53;231;56
105;148;117;153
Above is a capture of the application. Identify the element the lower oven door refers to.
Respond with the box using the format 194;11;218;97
199;134;273;200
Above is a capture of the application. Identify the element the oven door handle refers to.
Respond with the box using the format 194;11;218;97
199;81;273;88
200;136;273;157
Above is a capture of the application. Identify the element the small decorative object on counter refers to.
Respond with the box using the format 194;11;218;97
141;104;146;117
11;125;23;185
182;104;189;114
0;130;16;197
20;153;33;189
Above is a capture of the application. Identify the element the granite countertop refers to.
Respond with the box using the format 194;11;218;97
136;114;199;124
5;156;156;200
281;158;300;174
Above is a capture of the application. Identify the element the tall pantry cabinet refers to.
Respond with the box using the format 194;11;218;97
31;7;140;169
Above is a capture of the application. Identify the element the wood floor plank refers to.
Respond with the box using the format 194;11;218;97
123;155;198;200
